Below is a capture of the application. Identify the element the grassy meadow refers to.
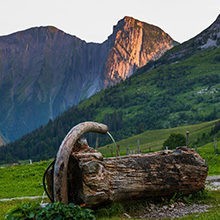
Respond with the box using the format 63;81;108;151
0;160;51;199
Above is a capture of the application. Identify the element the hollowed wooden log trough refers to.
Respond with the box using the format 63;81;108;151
45;122;208;207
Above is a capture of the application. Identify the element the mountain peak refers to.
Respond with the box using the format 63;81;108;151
121;16;142;24
123;16;136;21
104;16;177;86
114;16;147;30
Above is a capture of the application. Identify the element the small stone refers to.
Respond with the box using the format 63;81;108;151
163;205;168;210
170;204;174;209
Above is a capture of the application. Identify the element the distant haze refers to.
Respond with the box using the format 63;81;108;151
0;0;219;43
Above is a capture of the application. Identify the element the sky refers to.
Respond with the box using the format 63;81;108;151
0;0;219;43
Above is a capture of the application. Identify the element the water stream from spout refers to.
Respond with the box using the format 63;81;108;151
107;131;117;156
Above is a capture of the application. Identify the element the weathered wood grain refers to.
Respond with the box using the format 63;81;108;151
66;147;207;207
49;122;207;207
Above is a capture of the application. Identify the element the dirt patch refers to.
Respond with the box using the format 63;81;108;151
129;202;210;219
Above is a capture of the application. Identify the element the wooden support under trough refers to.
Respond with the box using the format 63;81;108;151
45;122;208;207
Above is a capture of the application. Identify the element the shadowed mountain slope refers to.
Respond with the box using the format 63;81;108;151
0;17;176;141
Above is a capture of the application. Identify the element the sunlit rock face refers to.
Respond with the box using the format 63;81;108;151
104;16;176;86
0;17;176;141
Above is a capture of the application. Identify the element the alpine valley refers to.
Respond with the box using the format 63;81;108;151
0;15;219;163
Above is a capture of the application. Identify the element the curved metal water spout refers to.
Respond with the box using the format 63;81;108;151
53;121;108;203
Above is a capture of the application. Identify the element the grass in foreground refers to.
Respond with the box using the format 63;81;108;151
0;160;51;198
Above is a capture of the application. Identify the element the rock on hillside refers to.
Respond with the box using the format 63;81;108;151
0;16;176;141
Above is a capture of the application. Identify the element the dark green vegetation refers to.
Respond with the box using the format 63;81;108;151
0;199;42;220
163;133;186;149
5;202;95;220
1;45;219;163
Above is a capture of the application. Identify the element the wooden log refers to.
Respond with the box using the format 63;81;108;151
65;146;208;207
48;121;208;207
53;121;108;203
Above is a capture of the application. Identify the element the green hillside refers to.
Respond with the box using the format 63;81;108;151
99;119;220;157
0;46;219;163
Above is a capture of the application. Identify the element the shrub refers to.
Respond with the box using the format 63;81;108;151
163;133;186;149
5;202;95;220
5;202;41;220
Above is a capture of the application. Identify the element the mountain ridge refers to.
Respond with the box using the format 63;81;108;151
0;16;176;141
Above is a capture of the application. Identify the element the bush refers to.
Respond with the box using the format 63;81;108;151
163;133;186;149
5;202;95;220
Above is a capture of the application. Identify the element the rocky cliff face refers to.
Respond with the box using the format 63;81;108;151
104;16;176;86
0;17;176;141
